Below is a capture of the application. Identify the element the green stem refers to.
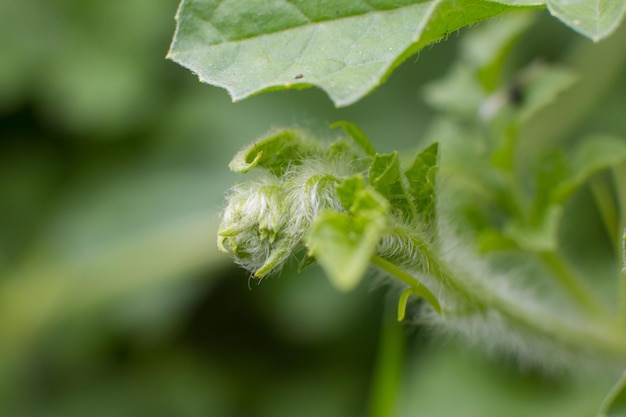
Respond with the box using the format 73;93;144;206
615;163;626;248
539;251;608;320
381;230;626;359
590;175;619;254
613;163;626;329
367;304;405;417
371;255;441;313
620;228;626;331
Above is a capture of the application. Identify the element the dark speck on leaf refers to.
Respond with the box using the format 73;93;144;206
294;73;304;79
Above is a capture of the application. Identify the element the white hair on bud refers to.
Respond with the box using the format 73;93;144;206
218;146;365;278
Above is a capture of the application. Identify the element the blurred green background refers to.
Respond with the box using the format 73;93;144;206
1;1;625;416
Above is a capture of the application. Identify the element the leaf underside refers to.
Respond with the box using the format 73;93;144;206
169;0;625;107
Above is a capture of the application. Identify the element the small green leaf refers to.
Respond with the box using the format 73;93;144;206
371;152;415;213
488;65;576;172
462;11;536;91
505;206;562;251
477;228;520;252
423;64;485;119
507;136;626;252
306;179;388;291
228;129;317;176
514;65;578;123
306;211;382;291
336;175;368;212
532;150;570;220
405;143;439;228
599;371;626;417
481;63;578;126
331;121;377;157
553;135;626;203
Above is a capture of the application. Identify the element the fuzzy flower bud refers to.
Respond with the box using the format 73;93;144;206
218;158;359;278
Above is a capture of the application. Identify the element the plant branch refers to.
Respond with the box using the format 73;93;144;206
590;175;620;254
371;255;441;314
539;250;609;320
612;162;626;329
383;229;626;360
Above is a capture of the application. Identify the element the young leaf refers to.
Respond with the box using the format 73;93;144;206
405;143;439;229
168;0;534;107
331;120;377;157
306;178;388;291
482;63;578;126
506;135;626;252
423;64;485;119
461;11;536;91
552;135;626;203
369;151;417;220
336;175;368;211
228;129;317;176
513;65;578;123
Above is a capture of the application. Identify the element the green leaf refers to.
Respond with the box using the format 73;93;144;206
461;11;537;91
405;143;440;228
505;205;562;251
331;120;377;157
169;0;535;107
492;0;626;42
306;178;388;291
507;135;626;252
488;65;576;172
336;175;368;211
513;65;578;123
481;63;578;126
552;135;626;203
423;64;485;119
228;129;317;176
599;372;626;417
548;0;626;42
366;144;439;228
369;151;417;220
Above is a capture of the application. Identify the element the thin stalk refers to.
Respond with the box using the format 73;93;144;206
613;163;626;329
620;228;626;331
615;162;626;247
367;304;405;417
539;250;608;320
589;175;619;254
371;255;441;313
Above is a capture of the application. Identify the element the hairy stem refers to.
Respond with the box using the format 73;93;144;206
383;230;626;359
